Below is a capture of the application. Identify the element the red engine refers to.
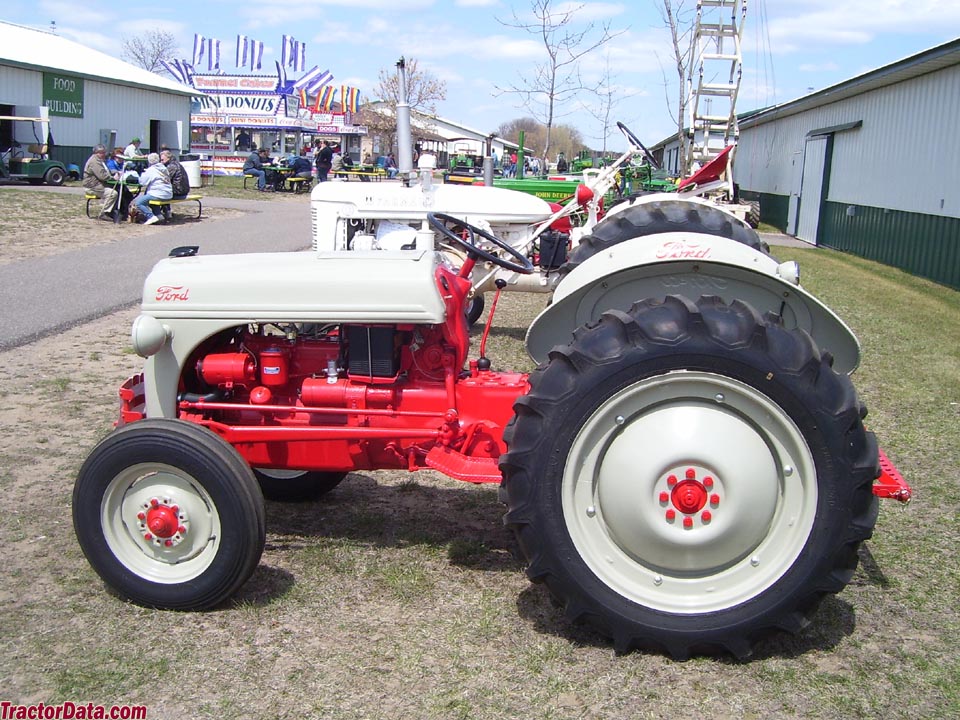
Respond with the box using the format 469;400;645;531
175;320;528;482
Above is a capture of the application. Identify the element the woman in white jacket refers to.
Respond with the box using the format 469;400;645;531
133;153;173;225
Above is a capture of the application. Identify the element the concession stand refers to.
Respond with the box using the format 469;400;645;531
188;73;366;176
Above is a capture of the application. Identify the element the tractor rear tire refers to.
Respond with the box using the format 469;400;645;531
74;419;266;610
747;200;761;229
561;199;767;276
254;468;347;502
500;295;879;659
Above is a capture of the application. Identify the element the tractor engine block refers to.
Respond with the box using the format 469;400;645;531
174;323;527;476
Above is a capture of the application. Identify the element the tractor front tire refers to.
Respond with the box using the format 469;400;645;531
254;468;347;502
466;295;485;326
74;419;266;610
500;295;879;659
562;199;767;276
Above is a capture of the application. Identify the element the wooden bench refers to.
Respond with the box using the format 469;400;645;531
148;195;203;220
285;177;312;193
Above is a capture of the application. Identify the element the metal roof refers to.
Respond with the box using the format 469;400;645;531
0;20;195;96
741;36;960;129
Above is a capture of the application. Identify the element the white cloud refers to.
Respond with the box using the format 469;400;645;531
798;61;839;72
761;0;960;52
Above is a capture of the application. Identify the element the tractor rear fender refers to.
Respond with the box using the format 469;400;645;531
526;231;860;374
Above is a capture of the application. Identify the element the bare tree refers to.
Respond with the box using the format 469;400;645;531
580;52;639;156
121;30;179;73
360;58;446;152
496;0;624;170
654;0;696;173
496;117;585;168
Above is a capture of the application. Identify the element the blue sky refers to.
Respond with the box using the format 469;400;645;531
5;0;958;149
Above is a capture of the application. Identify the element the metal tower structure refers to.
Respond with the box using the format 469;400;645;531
685;0;747;190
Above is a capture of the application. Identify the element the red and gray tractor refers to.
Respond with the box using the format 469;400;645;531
73;181;910;658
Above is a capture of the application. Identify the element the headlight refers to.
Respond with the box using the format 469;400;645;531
776;260;800;286
131;314;171;358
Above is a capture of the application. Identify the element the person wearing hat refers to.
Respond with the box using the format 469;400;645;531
106;148;126;174
123;137;143;157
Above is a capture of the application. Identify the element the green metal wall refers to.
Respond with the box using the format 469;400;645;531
820;202;960;290
55;145;88;173
758;193;790;232
740;192;959;290
738;190;790;232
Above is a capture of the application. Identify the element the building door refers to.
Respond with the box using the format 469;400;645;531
795;135;828;244
786;150;802;235
155;120;184;154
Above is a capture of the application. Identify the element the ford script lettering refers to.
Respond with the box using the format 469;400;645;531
656;240;712;259
156;285;191;302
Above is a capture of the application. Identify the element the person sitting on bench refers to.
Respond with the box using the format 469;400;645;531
243;148;271;192
133;153;173;226
289;148;313;184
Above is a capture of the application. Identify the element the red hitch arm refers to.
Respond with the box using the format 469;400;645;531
873;448;912;503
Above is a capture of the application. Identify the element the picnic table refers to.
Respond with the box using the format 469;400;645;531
335;164;386;182
244;165;295;191
84;178;141;223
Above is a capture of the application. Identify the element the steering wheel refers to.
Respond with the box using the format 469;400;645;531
617;121;661;170
427;213;534;275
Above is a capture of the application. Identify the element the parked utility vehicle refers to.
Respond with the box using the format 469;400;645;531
0;115;68;186
74;198;910;657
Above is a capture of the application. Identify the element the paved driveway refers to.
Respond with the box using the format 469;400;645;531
0;194;311;351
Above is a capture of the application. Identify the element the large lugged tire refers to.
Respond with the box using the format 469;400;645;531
74;419;266;609
254;468;347;502
500;295;879;659
561;199;767;276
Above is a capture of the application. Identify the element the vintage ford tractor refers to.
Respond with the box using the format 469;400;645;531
74;202;910;658
310;123;762;328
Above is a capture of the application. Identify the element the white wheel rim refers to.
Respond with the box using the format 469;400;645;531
562;371;818;614
255;468;307;480
101;463;221;584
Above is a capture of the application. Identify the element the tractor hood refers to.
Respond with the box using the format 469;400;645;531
526;232;861;374
311;181;553;252
310;181;552;221
139;249;446;324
